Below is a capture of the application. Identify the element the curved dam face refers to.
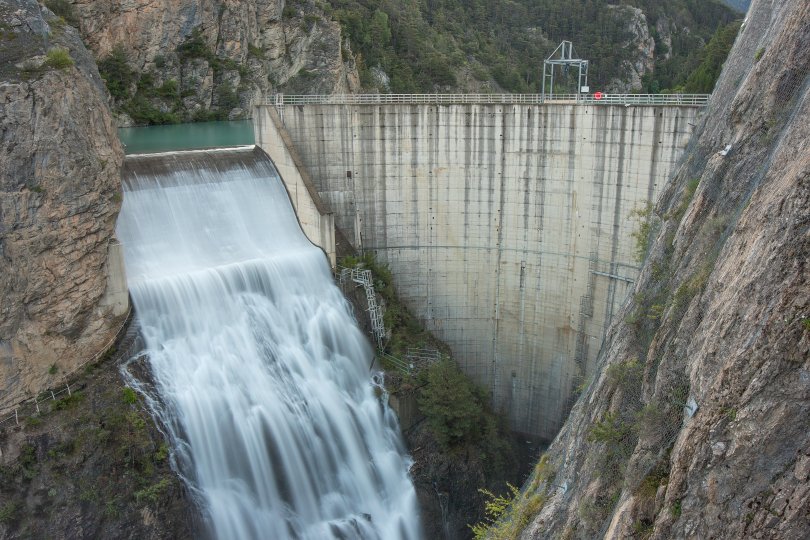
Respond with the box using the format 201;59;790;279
256;102;700;439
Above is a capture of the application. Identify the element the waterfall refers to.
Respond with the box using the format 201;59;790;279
116;148;421;540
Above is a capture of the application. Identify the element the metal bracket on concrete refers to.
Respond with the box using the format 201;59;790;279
589;270;635;283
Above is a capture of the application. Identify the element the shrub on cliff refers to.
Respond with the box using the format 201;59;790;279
43;47;73;70
98;45;136;101
417;359;513;471
44;0;79;27
418;359;485;449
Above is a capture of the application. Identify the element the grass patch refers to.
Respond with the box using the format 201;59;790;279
154;443;169;462
632;519;655;538
122;387;138;405
47;439;76;460
669;178;700;222
247;44;265;59
0;501;18;524
606;358;643;391
134;477;172;505
43;47;73;69
588;411;635;447
635;459;670;501
53;391;84;411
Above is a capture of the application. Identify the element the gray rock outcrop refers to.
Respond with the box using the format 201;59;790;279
0;0;124;409
69;0;360;124
607;5;656;92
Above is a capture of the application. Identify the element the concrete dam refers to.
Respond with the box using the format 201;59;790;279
254;95;703;440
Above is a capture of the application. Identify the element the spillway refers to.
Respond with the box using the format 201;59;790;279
115;147;421;539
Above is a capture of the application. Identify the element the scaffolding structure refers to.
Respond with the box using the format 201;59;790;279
542;40;589;99
339;267;385;349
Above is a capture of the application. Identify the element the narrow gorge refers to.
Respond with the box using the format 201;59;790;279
1;0;807;539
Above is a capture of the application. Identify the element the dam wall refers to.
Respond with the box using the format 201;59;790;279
253;108;336;266
256;100;701;439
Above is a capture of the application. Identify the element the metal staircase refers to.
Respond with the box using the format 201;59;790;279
338;267;385;349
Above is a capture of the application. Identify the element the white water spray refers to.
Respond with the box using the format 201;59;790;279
116;148;421;539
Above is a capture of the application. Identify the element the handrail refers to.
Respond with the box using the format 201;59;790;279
379;352;413;375
337;266;386;349
266;93;710;107
0;308;136;428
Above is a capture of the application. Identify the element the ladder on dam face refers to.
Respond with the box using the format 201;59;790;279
339;267;385;349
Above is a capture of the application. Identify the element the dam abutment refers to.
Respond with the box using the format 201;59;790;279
256;98;702;439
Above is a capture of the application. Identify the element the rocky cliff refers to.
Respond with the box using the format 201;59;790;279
606;5;656;93
66;0;359;125
0;0;125;409
510;0;809;537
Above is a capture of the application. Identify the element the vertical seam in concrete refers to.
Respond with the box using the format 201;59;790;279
647;107;664;203
516;106;534;426
491;106;509;411
604;108;628;338
380;107;388;251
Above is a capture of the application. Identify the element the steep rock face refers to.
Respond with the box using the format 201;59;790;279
70;0;359;124
607;5;656;92
0;0;124;409
520;0;809;538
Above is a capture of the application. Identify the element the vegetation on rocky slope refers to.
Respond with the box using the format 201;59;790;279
63;0;740;125
681;20;743;93
0;351;194;538
327;0;739;93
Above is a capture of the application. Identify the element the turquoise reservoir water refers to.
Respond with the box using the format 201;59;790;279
119;120;255;154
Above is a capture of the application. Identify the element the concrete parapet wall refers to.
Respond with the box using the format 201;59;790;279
99;239;129;317
254;106;336;267
265;103;700;439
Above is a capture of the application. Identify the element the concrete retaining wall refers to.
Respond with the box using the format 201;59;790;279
260;103;699;439
99;239;129;317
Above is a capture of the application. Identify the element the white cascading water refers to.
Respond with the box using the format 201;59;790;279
115;148;421;540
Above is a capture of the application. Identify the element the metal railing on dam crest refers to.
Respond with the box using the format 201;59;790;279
269;93;710;107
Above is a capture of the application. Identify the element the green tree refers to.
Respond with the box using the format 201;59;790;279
369;10;391;50
684;21;742;93
418;359;485;448
98;45;136;101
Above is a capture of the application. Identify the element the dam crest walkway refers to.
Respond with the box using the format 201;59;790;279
269;93;710;107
